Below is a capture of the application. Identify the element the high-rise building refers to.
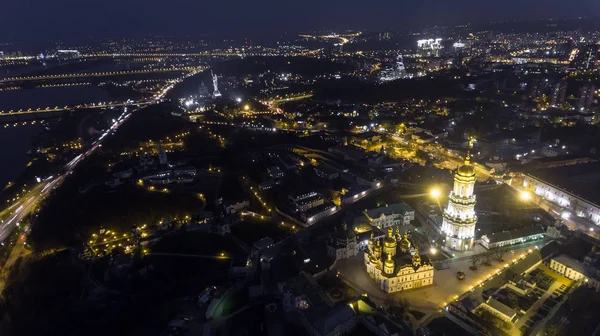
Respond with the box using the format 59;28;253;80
550;81;567;107
417;38;443;57
577;84;595;111
442;139;478;251
379;54;407;82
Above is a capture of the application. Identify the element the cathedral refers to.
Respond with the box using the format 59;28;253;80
364;228;434;293
442;140;478;251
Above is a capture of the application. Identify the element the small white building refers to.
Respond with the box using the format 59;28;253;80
363;202;415;229
549;255;600;291
224;200;250;215
480;225;545;249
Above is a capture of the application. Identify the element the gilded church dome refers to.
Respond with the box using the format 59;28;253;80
400;232;411;250
384;254;395;269
412;248;422;265
458;163;475;177
383;228;397;248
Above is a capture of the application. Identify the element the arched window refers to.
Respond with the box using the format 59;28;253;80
460;185;465;196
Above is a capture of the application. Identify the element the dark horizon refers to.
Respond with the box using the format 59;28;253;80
1;0;599;42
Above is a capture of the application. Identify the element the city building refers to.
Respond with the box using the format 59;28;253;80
327;222;357;261
364;228;434;293
267;166;284;178
549;254;600;291
328;145;366;162
417;38;443;57
314;164;340;180
301;203;338;225
291;193;325;212
224;200;250;215
442;141;478;251
522;162;600;227
362;202;415;229
289;191;319;204
280;272;357;336
480;225;545;249
550;81;567;107
576;84;595;111
379;54;407;82
251;236;275;258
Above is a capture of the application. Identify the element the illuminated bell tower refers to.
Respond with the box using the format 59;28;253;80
442;138;477;251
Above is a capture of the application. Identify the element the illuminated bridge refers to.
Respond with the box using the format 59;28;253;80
0;66;206;83
0;101;152;120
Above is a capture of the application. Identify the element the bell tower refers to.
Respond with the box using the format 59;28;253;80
442;137;478;251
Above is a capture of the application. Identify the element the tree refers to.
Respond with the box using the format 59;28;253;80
470;255;480;270
494;248;507;262
387;296;411;322
384;294;397;308
482;252;493;266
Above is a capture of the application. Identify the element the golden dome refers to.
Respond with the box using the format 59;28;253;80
384;254;395;268
374;240;382;252
458;163;475;177
400;232;411;250
355;222;373;234
384;228;397;248
412;248;422;265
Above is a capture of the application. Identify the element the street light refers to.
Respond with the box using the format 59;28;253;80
430;247;437;255
430;188;441;198
519;191;531;201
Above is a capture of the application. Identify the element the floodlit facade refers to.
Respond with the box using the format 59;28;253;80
364;228;434;293
442;143;477;251
417;38;442;57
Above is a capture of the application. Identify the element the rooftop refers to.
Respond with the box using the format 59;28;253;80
281;272;356;336
482;225;545;244
553;254;600;281
486;297;516;319
528;162;600;205
365;202;413;220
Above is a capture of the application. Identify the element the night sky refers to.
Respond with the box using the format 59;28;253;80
1;0;598;41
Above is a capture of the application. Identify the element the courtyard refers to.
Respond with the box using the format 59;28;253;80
333;242;545;325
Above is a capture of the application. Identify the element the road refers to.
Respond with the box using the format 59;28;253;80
0;67;204;290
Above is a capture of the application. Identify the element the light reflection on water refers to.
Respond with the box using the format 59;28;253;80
0;124;42;188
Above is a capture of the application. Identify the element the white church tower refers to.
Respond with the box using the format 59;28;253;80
442;138;477;251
